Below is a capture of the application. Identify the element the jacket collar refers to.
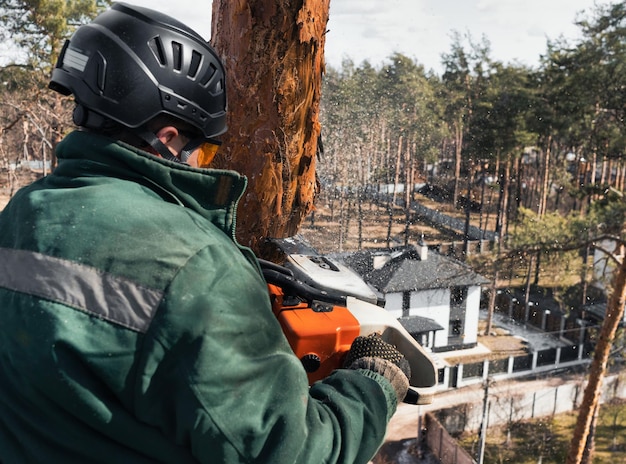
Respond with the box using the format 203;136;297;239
53;130;248;228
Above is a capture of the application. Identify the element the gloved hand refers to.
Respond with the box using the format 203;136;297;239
344;333;411;403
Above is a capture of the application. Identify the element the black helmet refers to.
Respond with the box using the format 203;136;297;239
49;2;227;140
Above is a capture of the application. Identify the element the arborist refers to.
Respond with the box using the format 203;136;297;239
0;3;410;463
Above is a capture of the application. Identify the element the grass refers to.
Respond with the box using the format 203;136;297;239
457;400;626;463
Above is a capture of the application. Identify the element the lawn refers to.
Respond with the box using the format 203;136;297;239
457;400;626;463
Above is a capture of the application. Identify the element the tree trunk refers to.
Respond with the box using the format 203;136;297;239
539;137;551;217
484;268;499;336
453;122;463;207
404;142;413;246
566;251;626;464
211;0;329;256
357;148;364;250
581;403;599;464
392;136;403;207
496;158;511;243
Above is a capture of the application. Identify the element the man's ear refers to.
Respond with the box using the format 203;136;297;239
154;126;179;145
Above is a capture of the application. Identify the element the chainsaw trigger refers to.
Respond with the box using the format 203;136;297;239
311;301;333;313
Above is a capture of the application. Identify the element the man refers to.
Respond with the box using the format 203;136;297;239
0;3;410;463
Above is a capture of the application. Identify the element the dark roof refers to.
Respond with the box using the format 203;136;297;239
583;301;626;325
329;245;489;293
398;316;444;334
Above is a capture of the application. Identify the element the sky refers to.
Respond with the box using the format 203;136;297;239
0;0;603;73
127;0;602;75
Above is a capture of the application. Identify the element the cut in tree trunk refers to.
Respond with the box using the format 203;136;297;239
210;0;329;256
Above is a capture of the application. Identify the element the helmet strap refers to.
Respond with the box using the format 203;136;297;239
136;128;182;164
179;140;200;163
73;105;182;165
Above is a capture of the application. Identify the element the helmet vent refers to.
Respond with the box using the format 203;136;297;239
148;37;167;66
200;63;217;88
188;50;202;78
172;41;182;71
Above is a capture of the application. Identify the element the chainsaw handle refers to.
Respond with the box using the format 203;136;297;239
258;259;294;279
262;268;347;307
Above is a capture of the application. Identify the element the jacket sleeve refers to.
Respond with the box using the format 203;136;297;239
134;242;398;464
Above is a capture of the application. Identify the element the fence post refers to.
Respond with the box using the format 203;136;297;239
576;319;587;360
553;386;559;416
541;310;550;330
531;351;538;370
439;427;444;459
508;297;516;319
507;356;514;375
559;315;566;340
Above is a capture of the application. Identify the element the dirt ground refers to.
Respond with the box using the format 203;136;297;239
298;197;465;254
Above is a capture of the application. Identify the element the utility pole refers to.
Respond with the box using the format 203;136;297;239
477;378;492;464
416;405;423;459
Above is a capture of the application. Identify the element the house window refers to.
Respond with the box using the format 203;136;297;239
450;286;467;307
402;291;411;317
451;319;462;336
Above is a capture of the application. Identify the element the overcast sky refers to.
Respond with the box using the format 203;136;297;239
131;0;602;75
0;1;603;74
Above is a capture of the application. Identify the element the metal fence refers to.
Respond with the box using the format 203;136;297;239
424;412;475;464
440;345;591;390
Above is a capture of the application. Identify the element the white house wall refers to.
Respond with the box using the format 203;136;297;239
592;238;617;293
449;285;480;345
385;286;482;349
592;239;626;324
463;286;480;344
411;288;450;348
385;293;404;319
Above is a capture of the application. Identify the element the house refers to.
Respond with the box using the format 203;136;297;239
590;238;626;326
329;241;490;352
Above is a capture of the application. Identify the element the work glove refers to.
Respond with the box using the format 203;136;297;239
344;333;411;404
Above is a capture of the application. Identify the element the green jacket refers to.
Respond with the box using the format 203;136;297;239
0;131;398;463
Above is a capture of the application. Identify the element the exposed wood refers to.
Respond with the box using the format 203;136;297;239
210;0;329;255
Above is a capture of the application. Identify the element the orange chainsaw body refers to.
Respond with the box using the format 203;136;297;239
268;283;361;384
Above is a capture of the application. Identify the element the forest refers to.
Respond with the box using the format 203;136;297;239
1;1;626;463
317;2;626;247
313;6;626;461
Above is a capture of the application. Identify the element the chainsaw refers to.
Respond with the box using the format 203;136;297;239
260;241;438;405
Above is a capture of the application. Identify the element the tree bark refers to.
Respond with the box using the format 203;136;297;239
452;122;463;207
392;136;403;207
404;142;413;246
496;158;511;243
566;250;626;464
539;137;551;217
210;0;329;255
